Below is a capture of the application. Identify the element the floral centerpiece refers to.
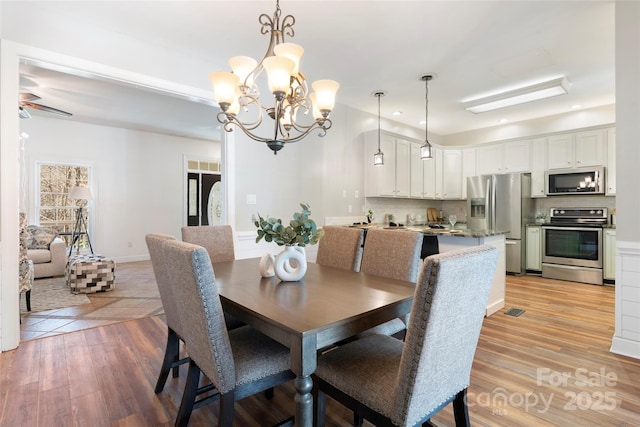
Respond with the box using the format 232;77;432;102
254;203;324;246
254;203;323;281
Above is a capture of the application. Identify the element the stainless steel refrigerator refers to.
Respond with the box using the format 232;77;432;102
467;173;534;274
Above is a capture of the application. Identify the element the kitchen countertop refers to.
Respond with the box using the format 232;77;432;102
346;224;508;238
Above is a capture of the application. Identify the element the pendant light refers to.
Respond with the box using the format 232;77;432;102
420;75;433;159
373;91;385;166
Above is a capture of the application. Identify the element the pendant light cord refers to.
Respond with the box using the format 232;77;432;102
377;93;381;151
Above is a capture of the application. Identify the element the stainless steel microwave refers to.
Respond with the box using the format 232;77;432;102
545;166;605;195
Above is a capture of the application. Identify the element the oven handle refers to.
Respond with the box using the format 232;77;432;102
541;225;604;232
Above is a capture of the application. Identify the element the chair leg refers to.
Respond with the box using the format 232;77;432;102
353;412;363;426
155;328;181;393
175;360;201;427
264;387;274;399
313;384;327;427
26;290;31;312
218;391;235;427
452;388;470;427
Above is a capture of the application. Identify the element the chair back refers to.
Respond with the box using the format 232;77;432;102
162;239;236;394
393;244;498;426
316;225;364;272
360;228;423;283
145;233;183;337
181;225;235;263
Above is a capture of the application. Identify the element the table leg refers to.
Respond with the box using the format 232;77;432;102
291;335;317;427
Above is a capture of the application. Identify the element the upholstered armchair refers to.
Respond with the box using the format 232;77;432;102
25;225;67;278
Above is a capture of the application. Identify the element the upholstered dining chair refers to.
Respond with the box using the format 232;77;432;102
181;225;235;263
316;225;365;272
145;233;187;393
312;245;499;427
359;228;423;337
161;239;295;427
182;224;244;330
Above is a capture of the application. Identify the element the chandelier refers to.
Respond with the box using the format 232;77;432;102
209;0;339;154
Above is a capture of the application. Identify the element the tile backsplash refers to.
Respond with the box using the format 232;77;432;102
364;195;615;225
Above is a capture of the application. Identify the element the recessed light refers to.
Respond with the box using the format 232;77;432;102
419;119;426;125
570;104;582;109
499;118;509;123
392;111;402;116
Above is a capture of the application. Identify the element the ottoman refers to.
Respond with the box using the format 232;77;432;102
66;254;116;294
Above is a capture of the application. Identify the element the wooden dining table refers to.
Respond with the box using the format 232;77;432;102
212;257;415;427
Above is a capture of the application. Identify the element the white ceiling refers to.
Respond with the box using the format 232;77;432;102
13;0;615;141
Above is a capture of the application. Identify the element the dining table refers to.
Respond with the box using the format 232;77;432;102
212;257;415;427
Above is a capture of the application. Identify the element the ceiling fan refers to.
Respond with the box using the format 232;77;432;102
19;92;72;119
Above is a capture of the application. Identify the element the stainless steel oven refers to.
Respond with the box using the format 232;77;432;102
541;208;607;285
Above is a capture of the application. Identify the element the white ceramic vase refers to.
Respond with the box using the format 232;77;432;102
274;245;307;282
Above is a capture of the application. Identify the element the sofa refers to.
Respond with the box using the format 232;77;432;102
25;225;67;278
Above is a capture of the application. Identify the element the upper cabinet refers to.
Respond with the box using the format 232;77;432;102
364;131;410;197
461;148;476;200
530;137;547;198
606;127;616;196
439;149;462;199
475;140;531;175
547;130;605;170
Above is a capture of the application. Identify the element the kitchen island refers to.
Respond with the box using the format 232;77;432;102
421;229;506;316
374;225;507;316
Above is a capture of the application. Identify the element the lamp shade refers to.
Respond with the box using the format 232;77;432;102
311;80;340;113
209;71;240;106
229;56;258;87
274;43;304;77
69;186;93;200
262;56;295;96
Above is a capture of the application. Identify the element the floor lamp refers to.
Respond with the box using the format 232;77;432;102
68;186;94;256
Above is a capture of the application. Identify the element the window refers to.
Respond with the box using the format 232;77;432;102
37;162;91;247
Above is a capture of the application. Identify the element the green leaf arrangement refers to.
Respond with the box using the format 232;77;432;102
254;203;324;247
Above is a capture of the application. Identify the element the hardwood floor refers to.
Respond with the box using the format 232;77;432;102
2;270;640;426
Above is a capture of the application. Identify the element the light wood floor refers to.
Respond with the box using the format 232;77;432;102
2;268;640;426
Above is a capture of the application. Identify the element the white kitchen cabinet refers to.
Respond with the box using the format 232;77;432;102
530;137;547;197
547;130;605;170
606;127;616;195
546;133;574;169
440;149;462;199
475;144;503;175
410;142;424;198
476;140;530;175
461;148;476;199
604;229;616;282
364;131;411;197
526;225;542;271
422;150;436;198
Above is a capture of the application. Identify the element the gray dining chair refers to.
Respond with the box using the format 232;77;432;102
182;224;244;331
313;244;499;427
161;239;295;427
145;233;187;393
181;224;235;263
359;228;423;337
316;225;364;272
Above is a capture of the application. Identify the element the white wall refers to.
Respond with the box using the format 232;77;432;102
610;0;640;359
21;116;220;262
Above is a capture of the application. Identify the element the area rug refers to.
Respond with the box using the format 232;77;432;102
20;277;90;314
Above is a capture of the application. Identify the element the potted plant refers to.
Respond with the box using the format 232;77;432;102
254;203;323;281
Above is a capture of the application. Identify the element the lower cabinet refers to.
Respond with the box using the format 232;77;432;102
604;229;616;282
526;225;542;272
